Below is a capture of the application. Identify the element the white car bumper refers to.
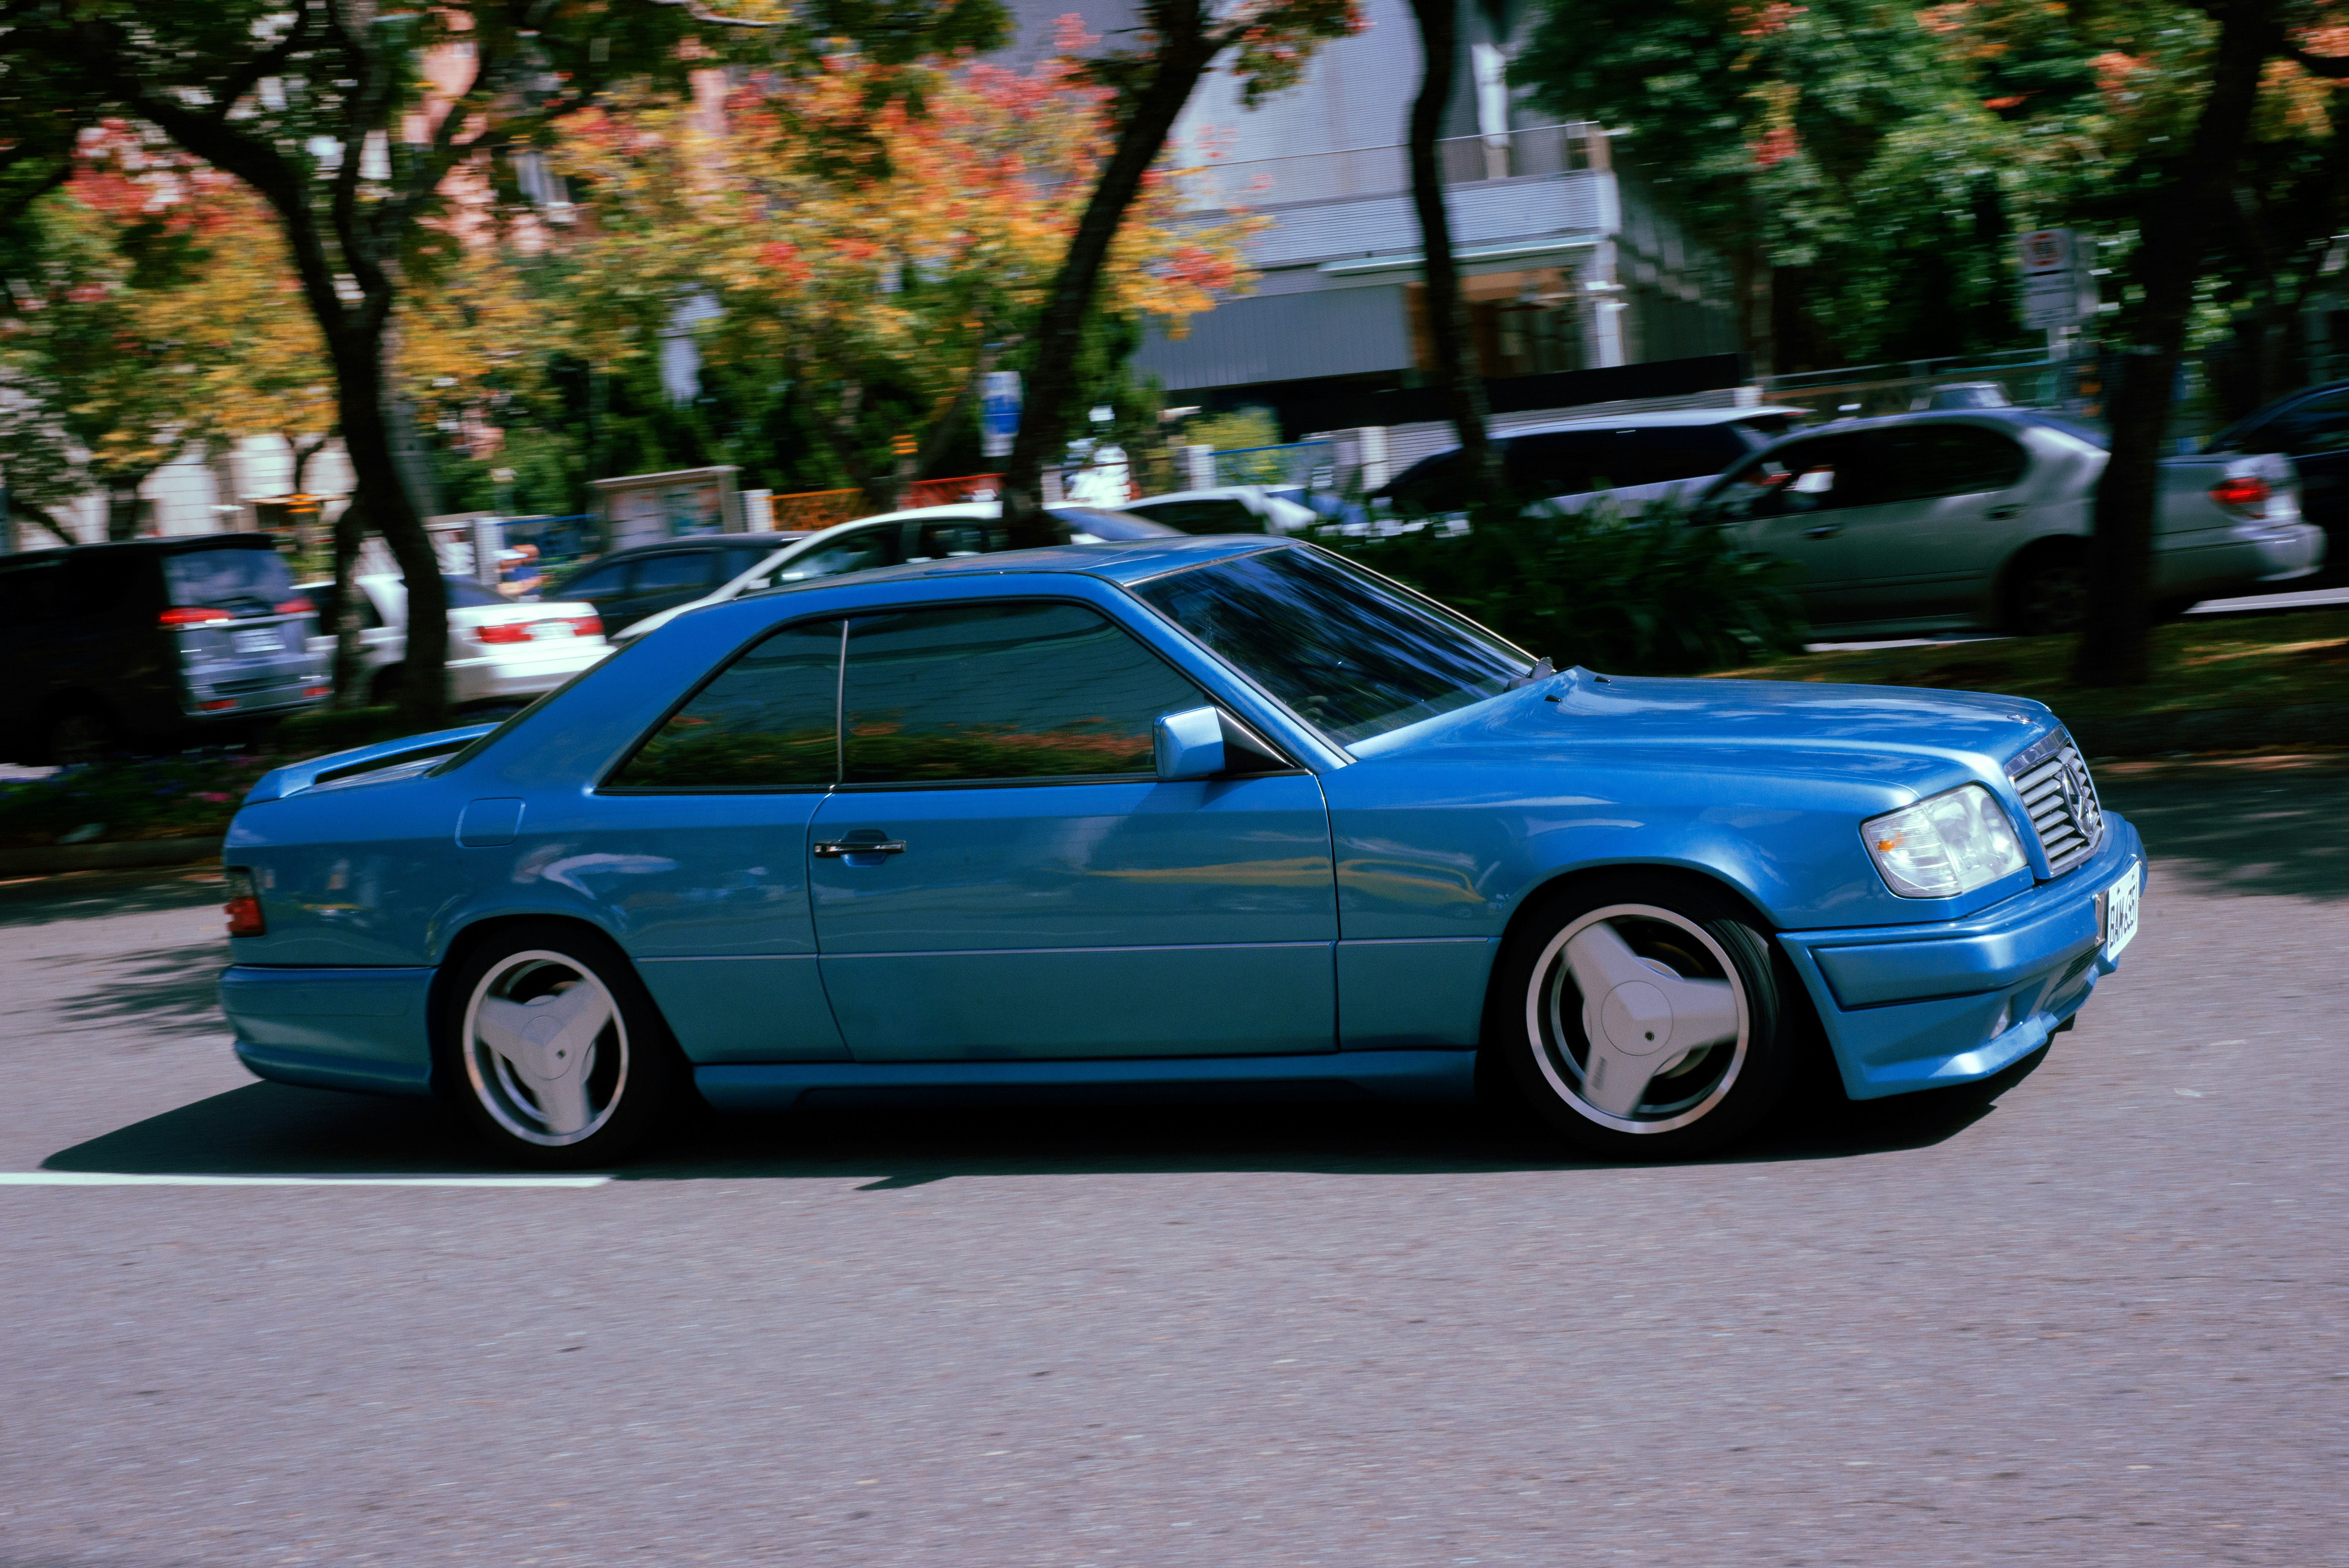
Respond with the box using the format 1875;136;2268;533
446;641;611;707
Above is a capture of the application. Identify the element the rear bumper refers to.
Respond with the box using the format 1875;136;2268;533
446;644;610;705
1777;815;2143;1099
2153;522;2326;597
221;965;436;1097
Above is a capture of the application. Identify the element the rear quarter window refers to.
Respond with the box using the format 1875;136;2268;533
164;546;293;613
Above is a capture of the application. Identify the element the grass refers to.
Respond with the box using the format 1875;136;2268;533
1706;608;2349;721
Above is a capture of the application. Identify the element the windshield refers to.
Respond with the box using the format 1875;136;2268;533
1133;545;1527;747
164;546;296;614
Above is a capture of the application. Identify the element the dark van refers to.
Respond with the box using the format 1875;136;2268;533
0;535;326;764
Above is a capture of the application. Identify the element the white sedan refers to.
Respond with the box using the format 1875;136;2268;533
608;501;1178;644
303;574;611;713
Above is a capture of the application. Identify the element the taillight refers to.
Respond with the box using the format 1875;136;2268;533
476;615;601;644
475;621;532;644
2211;474;2269;517
161;606;231;626
276;597;315;615
224;868;266;938
566;613;602;638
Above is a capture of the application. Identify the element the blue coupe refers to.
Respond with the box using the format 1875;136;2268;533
218;536;2141;1164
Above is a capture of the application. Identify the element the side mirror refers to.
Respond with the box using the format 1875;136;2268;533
1153;705;1286;782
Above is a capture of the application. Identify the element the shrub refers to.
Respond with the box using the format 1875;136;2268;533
1326;500;1809;675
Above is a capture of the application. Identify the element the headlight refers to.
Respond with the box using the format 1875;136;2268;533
1862;784;2029;899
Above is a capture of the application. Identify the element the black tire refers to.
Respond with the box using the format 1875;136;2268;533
435;920;688;1168
44;702;119;767
2003;542;2091;635
1485;873;1798;1160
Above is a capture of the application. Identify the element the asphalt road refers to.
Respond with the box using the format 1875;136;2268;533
2;757;2344;1567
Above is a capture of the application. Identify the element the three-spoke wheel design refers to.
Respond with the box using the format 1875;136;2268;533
1493;878;1796;1158
440;922;683;1166
463;951;629;1147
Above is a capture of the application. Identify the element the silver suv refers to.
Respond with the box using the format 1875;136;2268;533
1686;410;2324;634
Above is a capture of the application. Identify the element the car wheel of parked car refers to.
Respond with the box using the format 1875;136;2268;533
2004;542;2091;635
439;922;686;1167
44;704;118;767
1490;877;1795;1160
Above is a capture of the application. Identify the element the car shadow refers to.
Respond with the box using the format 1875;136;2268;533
40;1080;1998;1183
2097;755;2349;901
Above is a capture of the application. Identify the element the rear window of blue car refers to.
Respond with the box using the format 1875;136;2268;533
1134;546;1526;747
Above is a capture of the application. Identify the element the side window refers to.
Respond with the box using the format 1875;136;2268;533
635;552;713;593
778;525;903;583
1621;426;1755;485
908;519;1005;559
1127;499;1262;535
1504;433;1605;497
841;601;1202;785
2272;390;2349;456
1384;450;1465;513
1699;435;1864;520
607;618;843;789
558;562;633;600
1918;426;2029;495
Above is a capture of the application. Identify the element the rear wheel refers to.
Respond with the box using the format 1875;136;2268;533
437;922;687;1167
2004;542;2091;635
1488;876;1797;1160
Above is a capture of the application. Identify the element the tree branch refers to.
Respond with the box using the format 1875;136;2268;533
203;6;315;125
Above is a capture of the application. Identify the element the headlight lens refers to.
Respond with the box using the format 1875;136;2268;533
1862;784;2030;899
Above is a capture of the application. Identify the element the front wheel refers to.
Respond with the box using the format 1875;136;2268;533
2004;542;2090;635
438;922;686;1167
1488;877;1797;1160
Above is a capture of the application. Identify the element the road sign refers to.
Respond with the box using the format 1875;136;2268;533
2017;228;2096;329
980;371;1022;459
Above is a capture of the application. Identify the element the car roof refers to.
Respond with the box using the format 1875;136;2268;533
1496;406;1807;438
0;531;279;564
740;534;1283;604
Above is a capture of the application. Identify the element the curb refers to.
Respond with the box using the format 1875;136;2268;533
0;837;224;877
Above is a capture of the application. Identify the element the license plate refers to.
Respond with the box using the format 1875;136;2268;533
528;621;573;640
232;629;281;654
2101;862;2141;961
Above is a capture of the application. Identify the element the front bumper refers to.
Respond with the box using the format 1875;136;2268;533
1777;813;2143;1099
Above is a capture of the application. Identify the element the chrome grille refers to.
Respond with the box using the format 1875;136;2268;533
2006;731;2104;875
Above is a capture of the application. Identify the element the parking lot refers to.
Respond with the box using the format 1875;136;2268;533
2;757;2343;1566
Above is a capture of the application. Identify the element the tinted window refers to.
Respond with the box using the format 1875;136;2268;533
164;546;293;613
1135;546;1525;747
609;619;842;789
1126;498;1265;535
907;519;1000;559
1382;450;1465;513
1697;432;1872;520
444;576;506;608
778;524;902;583
635;552;714;592
1618;425;1756;485
1504;432;1611;496
557;561;632;599
2271;389;2349;456
841;601;1200;784
1047;506;1180;541
1912;425;2029;495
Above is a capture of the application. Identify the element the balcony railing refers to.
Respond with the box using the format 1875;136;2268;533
1174;123;1604;214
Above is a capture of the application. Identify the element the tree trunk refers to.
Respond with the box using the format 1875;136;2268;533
1000;4;1221;540
329;494;370;710
326;325;447;727
2075;0;2274;687
1404;0;1497;504
104;479;146;541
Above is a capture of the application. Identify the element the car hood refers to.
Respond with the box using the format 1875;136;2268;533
1357;669;2057;792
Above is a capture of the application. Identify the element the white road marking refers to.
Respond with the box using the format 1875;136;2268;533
0;1171;611;1188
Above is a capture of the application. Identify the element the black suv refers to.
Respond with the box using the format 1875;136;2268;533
0;535;324;764
2206;380;2349;586
545;537;784;634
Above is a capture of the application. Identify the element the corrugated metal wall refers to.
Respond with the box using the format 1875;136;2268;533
1137;287;1414;392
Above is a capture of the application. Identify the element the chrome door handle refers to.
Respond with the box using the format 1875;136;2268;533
813;839;907;857
1802;523;1841;539
1985;504;2023;520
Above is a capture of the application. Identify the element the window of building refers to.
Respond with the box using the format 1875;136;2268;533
1408;267;1583;380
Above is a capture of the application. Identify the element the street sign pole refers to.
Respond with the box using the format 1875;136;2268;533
980;371;1022;461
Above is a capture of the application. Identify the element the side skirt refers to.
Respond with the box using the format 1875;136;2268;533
695;1049;1481;1114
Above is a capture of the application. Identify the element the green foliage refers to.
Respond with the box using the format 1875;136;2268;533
0;754;276;848
1329;504;1809;676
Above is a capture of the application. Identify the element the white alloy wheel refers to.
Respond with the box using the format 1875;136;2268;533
462;950;630;1147
1524;903;1751;1135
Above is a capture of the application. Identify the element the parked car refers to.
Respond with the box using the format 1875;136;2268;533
1376;406;1807;516
1688;409;2326;634
1119;485;1321;535
608;502;1180;645
0;534;324;764
221;536;2140;1167
301;574;611;714
2203;378;2349;586
544;537;790;634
